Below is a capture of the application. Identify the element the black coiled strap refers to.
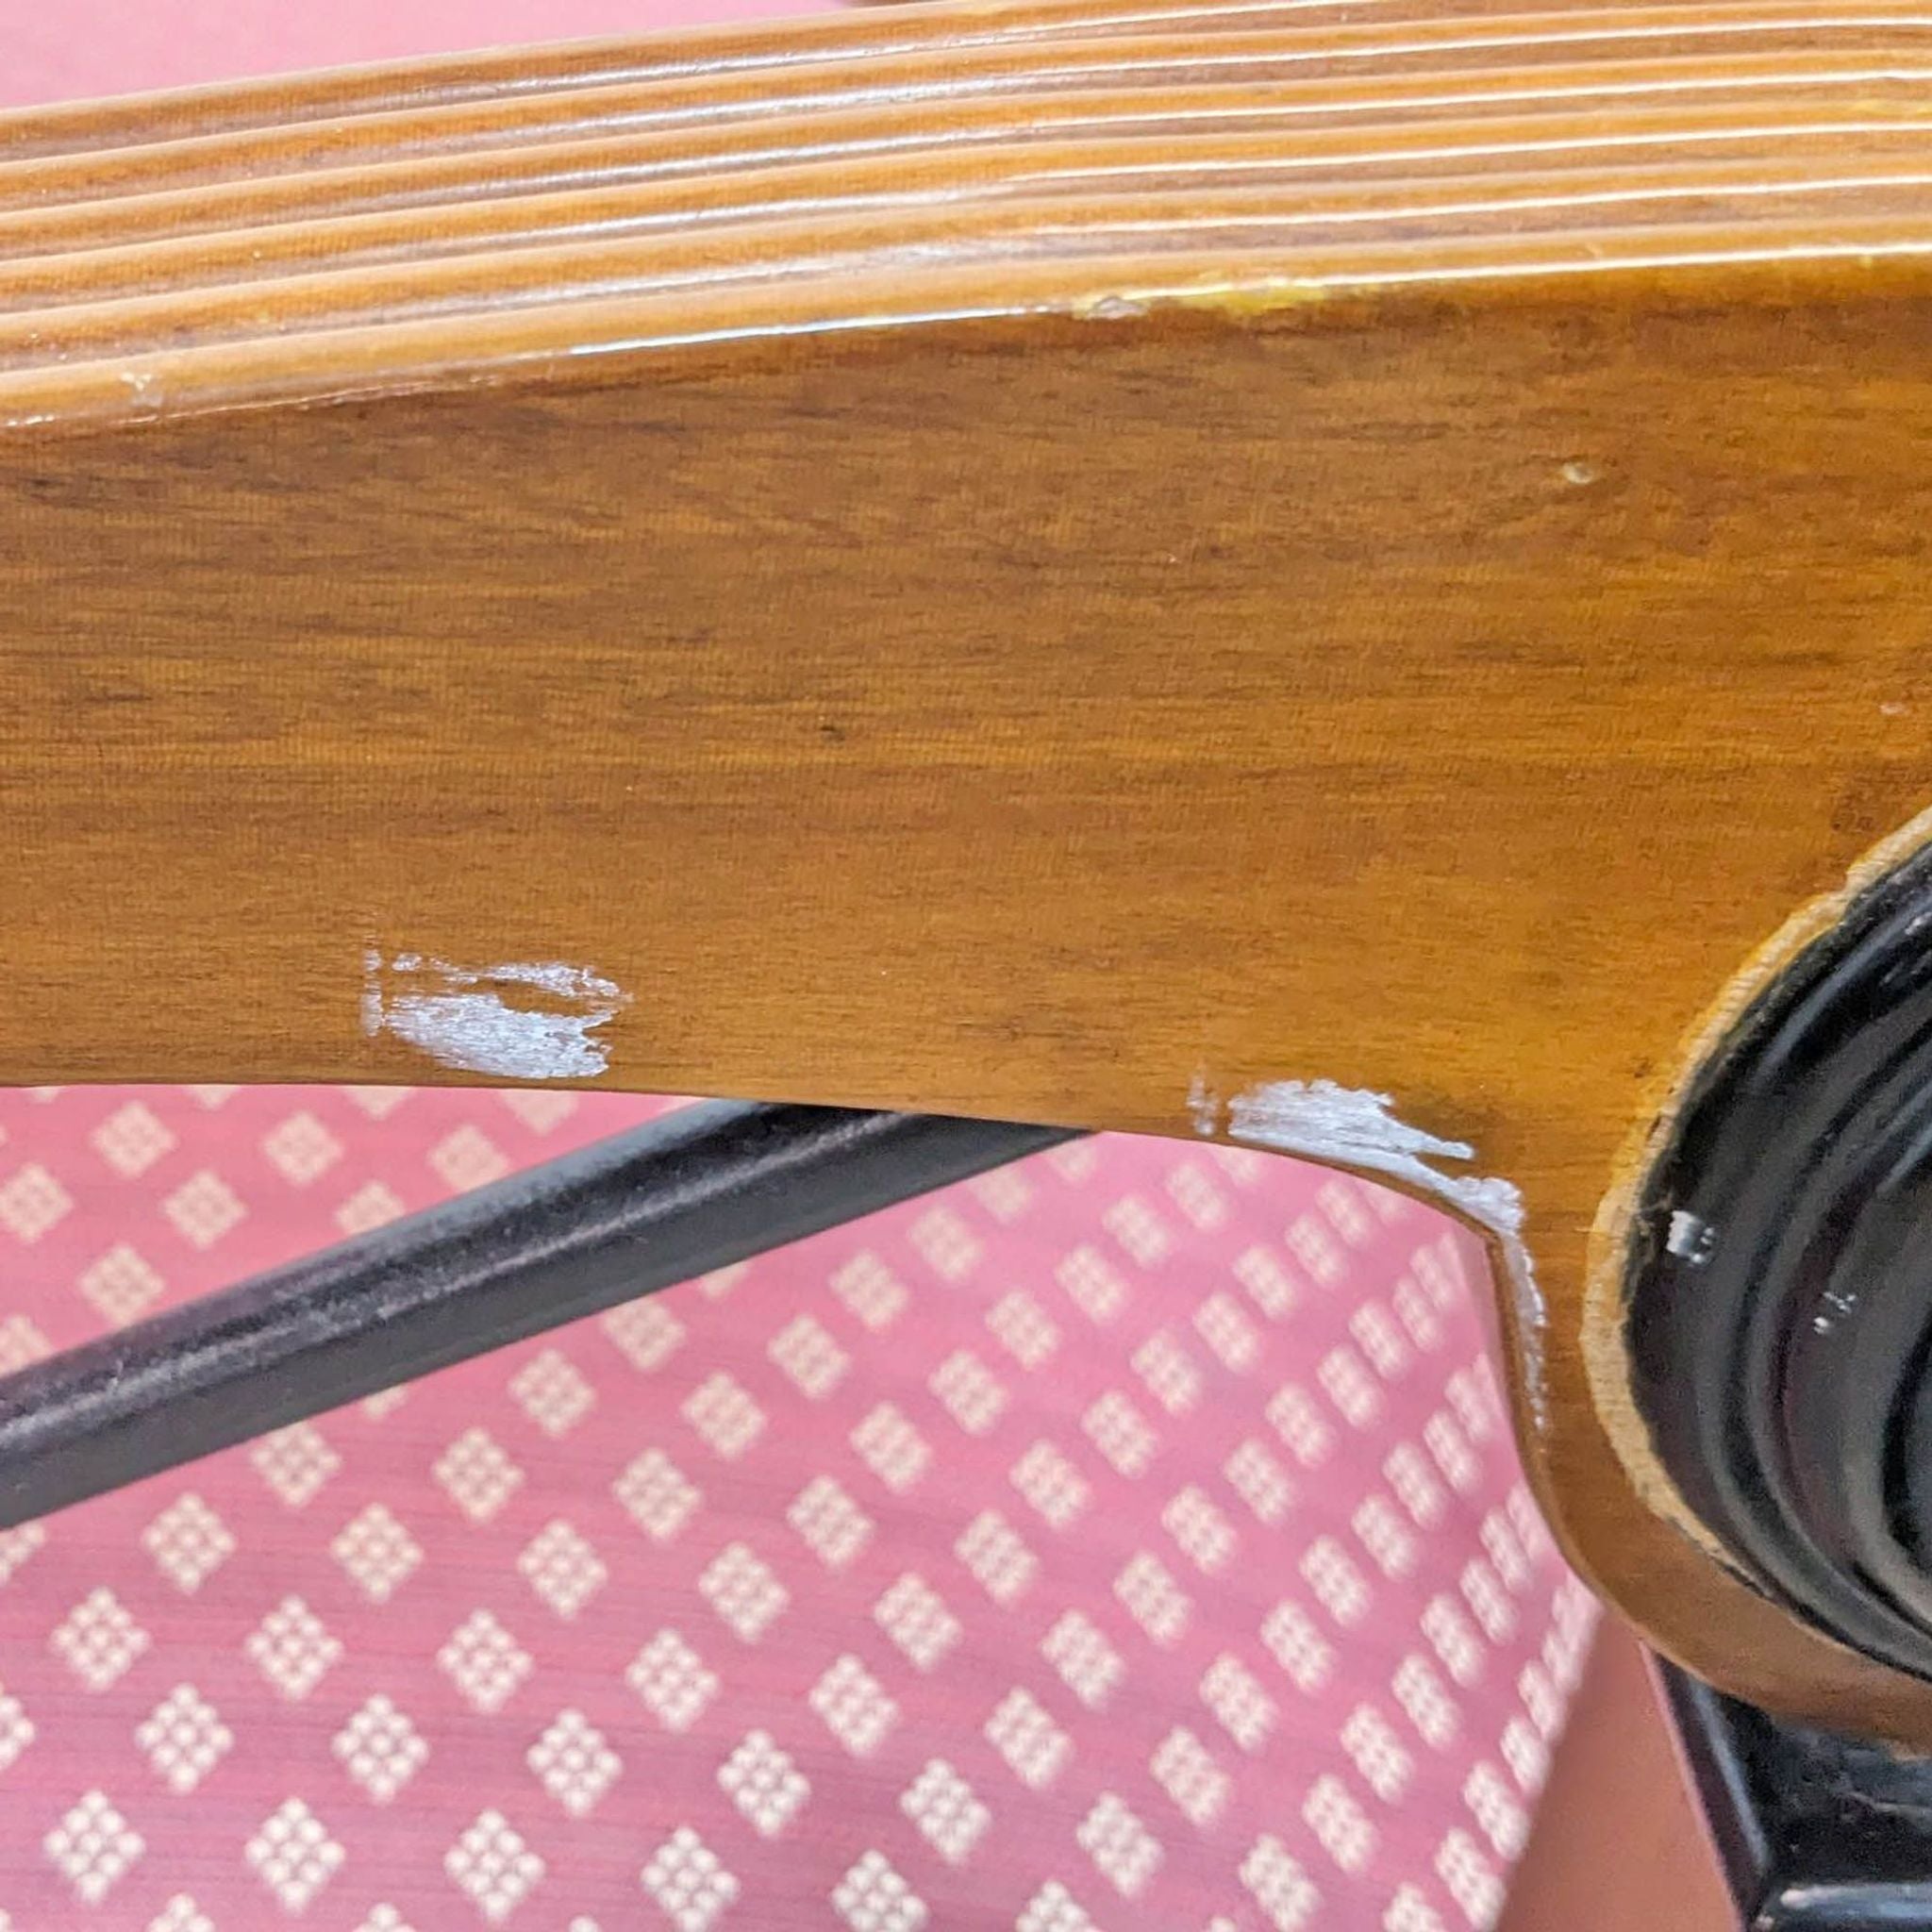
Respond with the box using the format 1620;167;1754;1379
1630;840;1932;1677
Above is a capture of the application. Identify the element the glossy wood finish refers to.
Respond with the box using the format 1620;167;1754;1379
10;0;1932;1737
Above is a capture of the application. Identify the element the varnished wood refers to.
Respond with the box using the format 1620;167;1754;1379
10;0;1932;1738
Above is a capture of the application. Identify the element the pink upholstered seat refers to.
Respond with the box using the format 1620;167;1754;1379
0;1087;1587;1927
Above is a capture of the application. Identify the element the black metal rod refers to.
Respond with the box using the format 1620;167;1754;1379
1656;1658;1773;1915
1657;1655;1932;1928
0;1101;1075;1527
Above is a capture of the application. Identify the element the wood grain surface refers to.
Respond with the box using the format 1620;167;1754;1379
8;0;1932;1738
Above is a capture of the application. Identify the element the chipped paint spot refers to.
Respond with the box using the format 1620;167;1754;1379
1189;1074;1520;1228
1191;1072;1544;1420
363;946;629;1080
1136;275;1331;320
1067;275;1330;325
1189;1074;1223;1139
1072;291;1150;321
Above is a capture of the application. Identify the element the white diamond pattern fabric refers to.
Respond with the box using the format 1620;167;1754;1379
0;1086;1591;1928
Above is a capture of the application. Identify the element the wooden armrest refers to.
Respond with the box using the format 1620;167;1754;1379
7;0;1932;1738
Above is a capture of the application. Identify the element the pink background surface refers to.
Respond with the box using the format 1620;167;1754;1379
0;1088;1587;1929
6;0;823;108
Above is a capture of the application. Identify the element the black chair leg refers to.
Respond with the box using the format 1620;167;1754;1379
0;1100;1077;1529
1659;1657;1932;1928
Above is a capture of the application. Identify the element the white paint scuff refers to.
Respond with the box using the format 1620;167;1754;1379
363;948;630;1080
1191;1072;1545;1419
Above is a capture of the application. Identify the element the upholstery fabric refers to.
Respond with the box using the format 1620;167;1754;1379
0;1086;1591;1928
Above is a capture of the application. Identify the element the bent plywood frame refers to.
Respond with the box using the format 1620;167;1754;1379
10;0;1932;1735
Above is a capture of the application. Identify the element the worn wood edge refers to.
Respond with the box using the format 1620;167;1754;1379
0;0;1905;160
12;142;1932;314
6;41;1929;216
0;0;1282;157
0;0;1454;156
8;236;1932;435
11;97;1932;266
25;191;1932;376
